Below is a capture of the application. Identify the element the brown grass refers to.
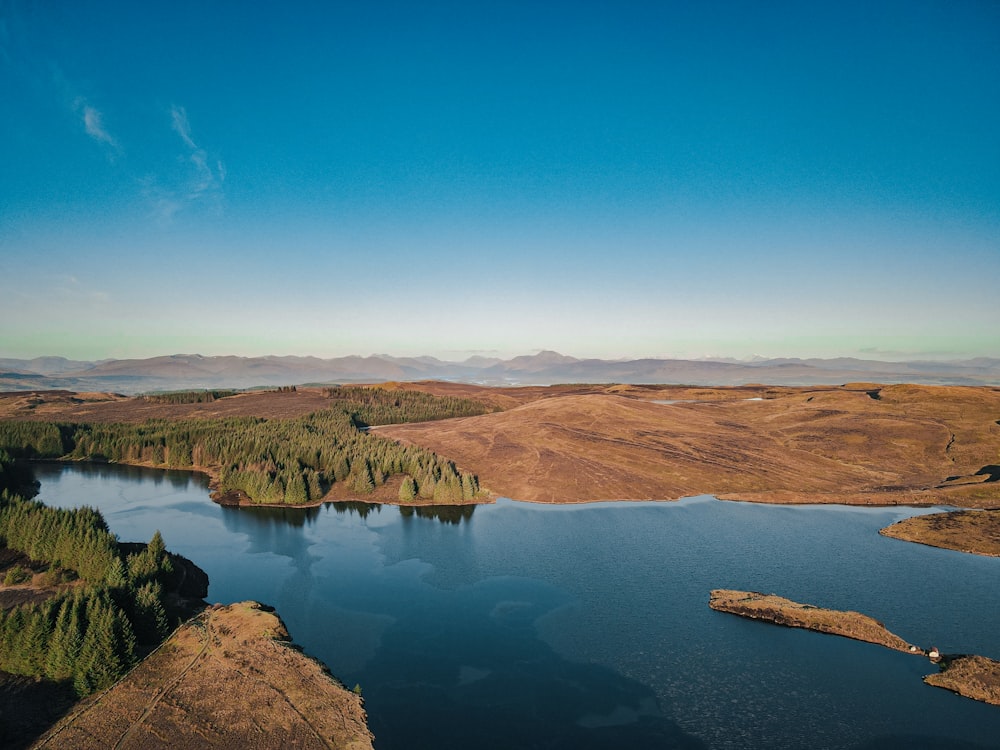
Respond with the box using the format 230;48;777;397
924;655;1000;706
880;510;1000;556
33;601;374;750
378;384;1000;507
708;590;919;653
0;548;80;612
0;389;334;424
5;383;999;508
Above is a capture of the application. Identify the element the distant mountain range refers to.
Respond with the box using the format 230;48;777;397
1;351;998;393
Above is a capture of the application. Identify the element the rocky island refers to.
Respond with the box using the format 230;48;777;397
708;590;919;652
709;589;1000;707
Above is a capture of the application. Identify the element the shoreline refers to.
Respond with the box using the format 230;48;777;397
709;589;1000;708
10;383;999;513
879;509;1000;557
28;458;965;511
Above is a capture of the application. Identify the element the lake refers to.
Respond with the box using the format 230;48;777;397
32;462;1000;749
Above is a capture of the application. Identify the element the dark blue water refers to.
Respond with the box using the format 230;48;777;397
33;463;1000;749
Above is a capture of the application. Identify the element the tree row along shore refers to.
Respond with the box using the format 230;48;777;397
0;386;493;507
2;382;1000;511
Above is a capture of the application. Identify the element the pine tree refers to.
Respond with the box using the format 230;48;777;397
461;473;479;501
45;596;76;681
285;472;308;505
105;556;128;588
352;462;375;494
399;476;417;502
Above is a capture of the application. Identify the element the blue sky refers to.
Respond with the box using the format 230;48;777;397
1;0;998;362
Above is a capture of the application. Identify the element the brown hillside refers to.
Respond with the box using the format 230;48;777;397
4;383;998;507
0;389;335;424
378;385;1000;506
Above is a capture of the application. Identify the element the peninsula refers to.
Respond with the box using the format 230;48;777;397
33;601;374;750
879;509;1000;556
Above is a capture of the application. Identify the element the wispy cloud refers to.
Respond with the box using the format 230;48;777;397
141;105;226;224
72;96;121;158
79;100;118;148
60;275;111;303
170;104;197;149
139;175;183;225
170;104;225;202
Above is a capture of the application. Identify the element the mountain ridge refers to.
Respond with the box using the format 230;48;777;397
1;351;998;393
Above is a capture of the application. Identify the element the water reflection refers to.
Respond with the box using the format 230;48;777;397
34;460;208;491
330;501;382;519
221;503;322;527
328;501;477;525
28;463;1000;750
398;504;476;525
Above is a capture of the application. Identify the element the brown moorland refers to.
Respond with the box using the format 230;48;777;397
33;601;374;750
378;383;1000;507
708;590;919;652
4;383;999;508
0;389;335;424
924;655;1000;707
879;509;1000;556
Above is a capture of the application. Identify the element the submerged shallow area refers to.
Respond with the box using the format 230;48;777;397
33;462;1000;750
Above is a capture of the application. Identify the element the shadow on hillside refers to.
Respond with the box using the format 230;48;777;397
0;675;77;750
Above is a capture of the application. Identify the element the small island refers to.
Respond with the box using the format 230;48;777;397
879;509;1000;557
709;589;1000;708
708;589;919;653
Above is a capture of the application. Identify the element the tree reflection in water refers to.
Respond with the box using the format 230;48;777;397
398;504;476;525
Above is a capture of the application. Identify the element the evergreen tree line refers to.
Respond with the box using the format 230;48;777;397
0;389;487;505
141;389;239;404
323;386;495;426
0;462;179;696
0;495;117;582
0;587;136;696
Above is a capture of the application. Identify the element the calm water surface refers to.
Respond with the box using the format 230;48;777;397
33;463;1000;749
